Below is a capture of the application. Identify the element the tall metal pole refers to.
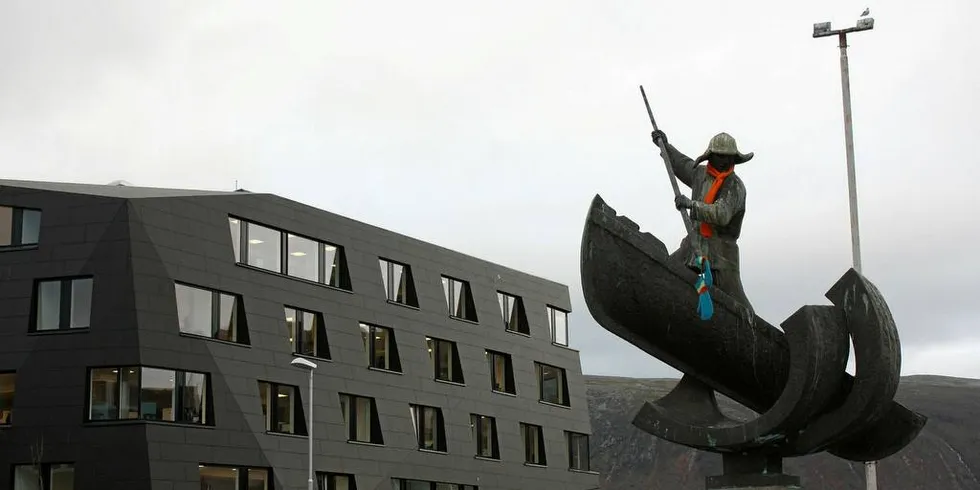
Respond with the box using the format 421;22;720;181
838;32;863;275
308;368;314;490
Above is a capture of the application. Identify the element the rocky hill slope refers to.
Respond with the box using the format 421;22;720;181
586;375;980;489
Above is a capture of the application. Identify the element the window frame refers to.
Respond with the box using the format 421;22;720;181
317;472;357;490
0;371;15;426
486;350;516;395
566;431;592;472
0;205;42;250
441;275;478;322
198;464;272;490
85;365;212;426
378;258;419;307
410;403;447;452
471;413;500;460
535;362;571;407
520;422;547;466
497;291;530;335
12;462;74;490
426;336;464;385
174;281;250;345
29;276;94;333
338;393;384;445
391;478;478;490
547;305;570;346
229;216;353;291
360;322;402;373
284;305;331;360
257;380;308;436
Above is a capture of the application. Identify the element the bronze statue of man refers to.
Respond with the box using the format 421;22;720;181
651;130;755;314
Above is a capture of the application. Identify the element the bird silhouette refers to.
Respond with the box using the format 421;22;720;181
861;8;870;16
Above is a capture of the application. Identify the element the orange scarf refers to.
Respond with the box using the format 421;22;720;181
699;165;733;238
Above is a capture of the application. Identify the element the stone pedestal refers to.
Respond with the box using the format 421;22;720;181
705;453;802;490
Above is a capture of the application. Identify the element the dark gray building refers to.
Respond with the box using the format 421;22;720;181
0;179;599;490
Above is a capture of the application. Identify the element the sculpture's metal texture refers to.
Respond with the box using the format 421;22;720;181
580;194;926;487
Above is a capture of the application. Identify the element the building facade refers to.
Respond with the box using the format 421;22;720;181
0;180;599;490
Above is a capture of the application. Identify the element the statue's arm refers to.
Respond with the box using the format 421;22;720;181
662;143;697;188
691;178;745;226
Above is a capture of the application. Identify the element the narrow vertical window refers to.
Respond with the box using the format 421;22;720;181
441;275;478;321
339;393;384;444
0;372;15;425
471;414;500;459
426;337;464;384
285;306;331;359
32;277;93;332
497;291;530;335
521;423;547;466
547;305;569;346
567;431;592;471
360;323;401;372
410;404;447;452
487;350;516;394
536;362;570;407
257;380;307;435
379;258;419;307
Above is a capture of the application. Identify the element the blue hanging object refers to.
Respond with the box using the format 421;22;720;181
694;256;714;320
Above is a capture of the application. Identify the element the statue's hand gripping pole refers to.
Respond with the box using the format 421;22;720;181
640;85;694;235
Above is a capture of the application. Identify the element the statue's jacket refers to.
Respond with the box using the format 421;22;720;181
662;143;746;275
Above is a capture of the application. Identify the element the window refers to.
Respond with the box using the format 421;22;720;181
360;323;401;372
229;217;352;290
410;404;447;452
32;277;93;331
497;291;529;335
285;306;331;359
87;366;210;425
536;362;570;407
486;350;515;395
13;463;74;490
379;258;418;307
547;305;569;346
521;423;547;466
199;464;271;490
426;337;464;384
0;372;14;425
258;381;307;435
391;479;478;490
471;414;499;459
318;473;357;490
567;432;591;471
0;206;41;248
175;282;249;344
441;276;477;322
339;393;384;444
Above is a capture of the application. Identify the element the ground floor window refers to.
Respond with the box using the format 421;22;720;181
318;472;356;489
391;478;476;490
12;463;74;490
199;464;270;490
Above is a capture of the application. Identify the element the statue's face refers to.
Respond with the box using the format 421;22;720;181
710;153;736;171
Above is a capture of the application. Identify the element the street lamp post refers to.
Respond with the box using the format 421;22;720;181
290;357;318;490
813;13;876;490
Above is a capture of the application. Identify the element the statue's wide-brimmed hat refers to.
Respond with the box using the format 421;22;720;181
694;132;754;164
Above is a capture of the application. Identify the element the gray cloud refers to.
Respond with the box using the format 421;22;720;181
0;0;976;379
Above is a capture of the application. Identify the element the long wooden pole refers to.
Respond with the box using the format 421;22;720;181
640;85;694;234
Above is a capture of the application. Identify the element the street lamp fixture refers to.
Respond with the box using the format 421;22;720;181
290;357;318;490
813;12;877;490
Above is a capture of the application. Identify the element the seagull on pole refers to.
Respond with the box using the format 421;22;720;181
861;8;870;16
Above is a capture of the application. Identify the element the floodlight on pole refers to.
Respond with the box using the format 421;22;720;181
813;12;877;490
290;356;318;490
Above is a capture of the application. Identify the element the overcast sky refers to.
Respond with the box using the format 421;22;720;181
1;1;976;379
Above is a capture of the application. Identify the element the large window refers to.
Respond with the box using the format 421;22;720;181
536;362;570;407
471;414;499;460
441;275;478;322
410;404;446;452
547;305;569;346
87;366;210;425
426;337;464;384
0;205;41;248
497;291;530;335
521;423;547;466
379;258;418;307
199;464;271;490
360;323;401;372
0;372;14;425
13;463;74;490
258;381;307;435
318;473;356;490
229;217;352;290
339;393;384;445
32;276;93;332
285;306;331;359
391;479;477;490
486;350;516;395
175;282;248;344
567;431;591;471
